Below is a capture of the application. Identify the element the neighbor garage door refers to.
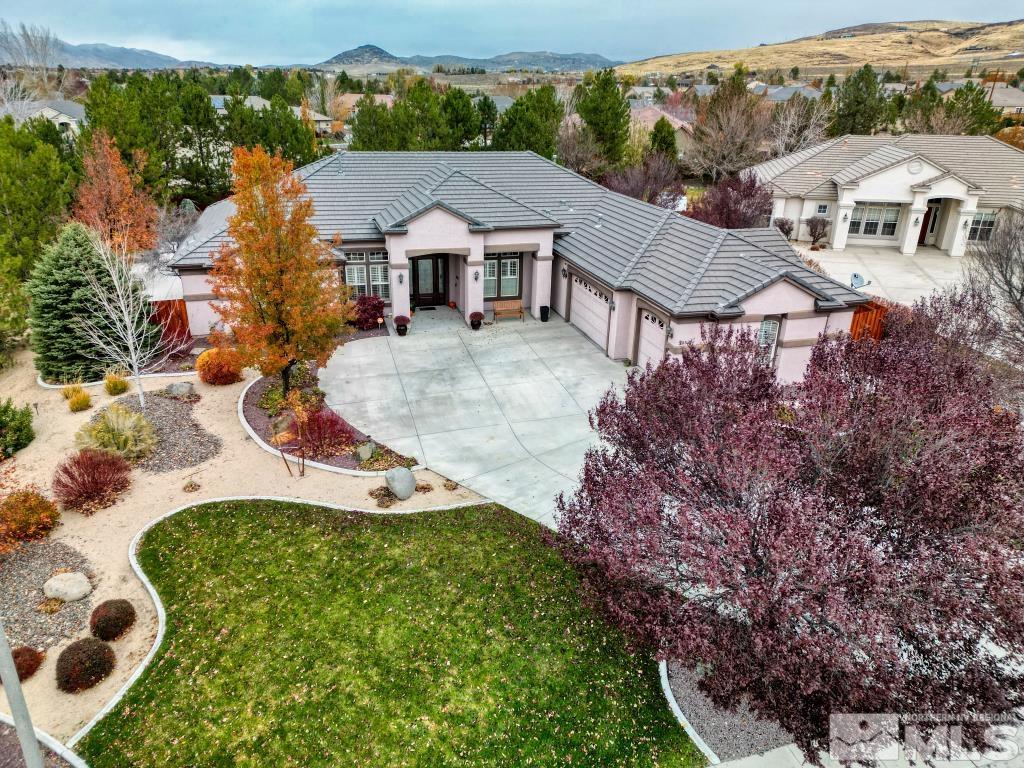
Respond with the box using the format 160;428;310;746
569;275;611;350
635;310;667;369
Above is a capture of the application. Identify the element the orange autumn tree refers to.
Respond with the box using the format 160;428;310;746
209;146;353;393
73;130;158;256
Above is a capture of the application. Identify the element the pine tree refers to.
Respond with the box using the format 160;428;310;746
575;69;630;164
492;85;563;159
649;116;678;157
832;64;886;135
349;94;399;150
476;95;498;146
441;88;480;148
178;83;230;205
27;223;114;382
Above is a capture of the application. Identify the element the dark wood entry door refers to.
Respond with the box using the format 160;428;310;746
918;208;932;245
411;255;447;307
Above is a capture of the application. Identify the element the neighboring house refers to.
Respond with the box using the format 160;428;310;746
0;99;85;135
472;94;514;114
688;84;717;98
750;134;1024;257
754;85;823;102
336;93;395;115
935;81;966;97
985;83;1024;116
209;94;333;134
173;151;868;383
629;105;695;157
625;85;661;105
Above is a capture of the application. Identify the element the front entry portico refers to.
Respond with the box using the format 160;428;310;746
410;254;448;308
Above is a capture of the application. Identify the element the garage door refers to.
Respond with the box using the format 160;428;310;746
569;275;610;350
635;310;667;369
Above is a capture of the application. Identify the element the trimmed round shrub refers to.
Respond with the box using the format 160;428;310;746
104;372;129;396
75;404;156;460
12;646;44;681
52;449;132;513
68;390;92;412
0;489;59;545
196;347;243;385
354;294;386;331
0;397;34;458
55;638;115;693
90;599;137;641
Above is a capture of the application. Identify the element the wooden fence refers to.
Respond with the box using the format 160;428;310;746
850;299;889;341
152;299;190;339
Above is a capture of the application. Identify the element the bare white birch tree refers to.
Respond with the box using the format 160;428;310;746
968;208;1024;369
0;75;38;123
0;20;63;96
77;232;190;407
767;95;833;158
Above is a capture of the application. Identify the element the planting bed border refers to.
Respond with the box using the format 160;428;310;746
0;712;89;768
37;370;197;390
237;377;425;478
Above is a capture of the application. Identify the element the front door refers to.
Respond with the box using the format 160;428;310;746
411;255;447;308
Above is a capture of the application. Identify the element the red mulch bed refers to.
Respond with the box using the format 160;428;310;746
241;371;413;472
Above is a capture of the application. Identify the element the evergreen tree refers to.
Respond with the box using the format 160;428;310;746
0;117;73;280
349;94;401;150
947;82;1003;135
476;95;498;146
575;69;630;164
222;95;323;167
178;83;230;205
491;85;563;159
27;223;114;382
441;87;480;148
832;64;886;135
649;116;678;157
401;79;450;150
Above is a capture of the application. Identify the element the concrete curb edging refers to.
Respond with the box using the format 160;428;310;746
65;495;484;749
237;377;426;478
659;660;721;765
0;711;90;768
37;370;197;390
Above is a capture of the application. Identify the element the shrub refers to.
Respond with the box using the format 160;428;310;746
0;489;59;546
75;404;156;460
196;347;243;385
295;408;355;459
354;294;385;331
393;315;410;327
52;449;132;513
773;217;794;239
68;390;92;412
0;398;33;457
61;383;85;400
90;599;137;641
55;638;115;693
104;372;129;396
469;312;484;322
807;216;830;246
12;646;44;681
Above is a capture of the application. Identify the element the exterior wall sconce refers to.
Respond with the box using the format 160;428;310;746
913;216;920;226
473;270;480;282
397;272;404;285
842;212;849;222
962;219;969;230
667;326;674;339
560;267;568;279
609;299;616;310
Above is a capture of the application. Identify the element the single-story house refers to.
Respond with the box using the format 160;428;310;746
629;105;695;157
986;83;1024;116
209;95;333;134
755;85;823;102
750;134;1024;257
472;94;514;114
172;151;868;382
0;99;85;135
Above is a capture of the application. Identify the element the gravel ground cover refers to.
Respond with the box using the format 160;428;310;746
77;501;702;768
0;540;93;649
0;724;73;768
112;392;222;474
667;660;792;761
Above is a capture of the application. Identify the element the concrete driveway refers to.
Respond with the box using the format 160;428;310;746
319;309;629;527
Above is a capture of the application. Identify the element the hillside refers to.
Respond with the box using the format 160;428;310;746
0;38;220;69
317;44;616;74
618;19;1024;76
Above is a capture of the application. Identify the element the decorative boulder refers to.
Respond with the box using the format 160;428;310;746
384;467;416;500
356;441;375;462
166;381;195;397
43;572;92;602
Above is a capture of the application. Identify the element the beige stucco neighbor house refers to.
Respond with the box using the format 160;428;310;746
751;134;1024;258
171;151;869;383
0;99;85;135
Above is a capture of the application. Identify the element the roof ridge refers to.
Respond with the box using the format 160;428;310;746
673;229;728;314
727;229;859;300
439;166;562;225
617;208;675;284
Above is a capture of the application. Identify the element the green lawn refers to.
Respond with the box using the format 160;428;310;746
78;501;702;767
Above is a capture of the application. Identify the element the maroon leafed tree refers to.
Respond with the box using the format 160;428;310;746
557;286;1024;762
685;171;773;229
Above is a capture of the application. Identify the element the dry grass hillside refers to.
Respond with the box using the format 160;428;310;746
619;19;1024;77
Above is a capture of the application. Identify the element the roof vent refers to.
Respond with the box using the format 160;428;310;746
594;213;603;229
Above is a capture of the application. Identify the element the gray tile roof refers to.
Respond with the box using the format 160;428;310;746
0;99;85;121
751;134;1024;208
174;150;866;317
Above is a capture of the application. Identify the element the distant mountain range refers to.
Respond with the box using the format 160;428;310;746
317;44;618;74
0;39;220;69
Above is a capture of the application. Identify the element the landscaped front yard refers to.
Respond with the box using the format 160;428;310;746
76;501;702;767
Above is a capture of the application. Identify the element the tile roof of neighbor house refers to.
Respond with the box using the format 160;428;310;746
0;99;86;121
173;151;866;318
629;105;688;131
750;134;1024;209
987;84;1024;108
472;94;514;113
209;95;331;122
337;93;396;112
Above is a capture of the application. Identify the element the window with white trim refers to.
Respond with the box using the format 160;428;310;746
968;212;996;242
343;251;389;300
484;252;523;299
370;263;390;300
757;318;781;365
848;203;901;239
816;203;829;215
344;264;367;297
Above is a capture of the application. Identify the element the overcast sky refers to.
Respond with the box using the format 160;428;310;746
0;1;1015;65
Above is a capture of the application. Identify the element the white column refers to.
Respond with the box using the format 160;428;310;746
948;208;976;257
464;247;485;324
386;240;411;319
529;253;553;320
899;206;927;255
831;203;855;250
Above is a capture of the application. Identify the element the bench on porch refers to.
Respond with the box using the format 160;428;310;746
492;299;524;322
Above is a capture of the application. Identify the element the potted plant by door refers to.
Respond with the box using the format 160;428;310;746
394;316;411;336
469;311;484;331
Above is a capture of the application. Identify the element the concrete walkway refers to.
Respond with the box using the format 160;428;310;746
319;308;629;527
801;243;966;305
